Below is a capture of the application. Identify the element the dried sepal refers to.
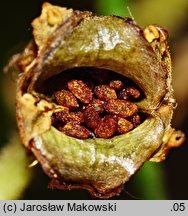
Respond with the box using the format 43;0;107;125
32;2;73;49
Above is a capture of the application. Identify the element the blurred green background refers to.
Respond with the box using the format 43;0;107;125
0;0;188;200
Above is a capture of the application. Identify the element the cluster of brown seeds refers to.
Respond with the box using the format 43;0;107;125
51;72;142;139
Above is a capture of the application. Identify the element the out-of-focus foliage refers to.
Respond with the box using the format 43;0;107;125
172;39;188;126
132;162;167;199
95;0;130;16
0;134;32;199
131;0;188;33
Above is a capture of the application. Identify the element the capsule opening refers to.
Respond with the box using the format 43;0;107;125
39;67;144;97
37;67;147;139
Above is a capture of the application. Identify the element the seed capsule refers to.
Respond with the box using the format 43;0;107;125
104;99;138;118
54;89;79;109
94;116;117;138
13;3;185;199
94;85;117;101
68;80;93;104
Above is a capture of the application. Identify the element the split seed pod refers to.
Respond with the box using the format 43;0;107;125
10;3;185;198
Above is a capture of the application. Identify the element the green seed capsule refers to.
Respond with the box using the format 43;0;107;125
9;3;184;198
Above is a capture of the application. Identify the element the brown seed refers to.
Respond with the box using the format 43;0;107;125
128;87;141;99
83;107;102;129
51;115;61;127
53;76;140;139
94;85;117;101
118;87;140;100
104;99;138;118
60;122;91;139
94;116;117;138
129;113;140;127
109;80;124;90
68;80;93;104
55;111;84;124
85;80;95;91
118;89;130;100
54;89;79;109
117;117;133;134
88;98;104;113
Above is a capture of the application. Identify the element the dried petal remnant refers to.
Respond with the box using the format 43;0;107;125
104;99;138;118
94;116;117;138
117;117;133;134
83;107;102;129
68;80;93;104
54;90;79;109
60;122;91;139
94;85;117;101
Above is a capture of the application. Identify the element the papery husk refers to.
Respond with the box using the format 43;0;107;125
13;3;185;198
